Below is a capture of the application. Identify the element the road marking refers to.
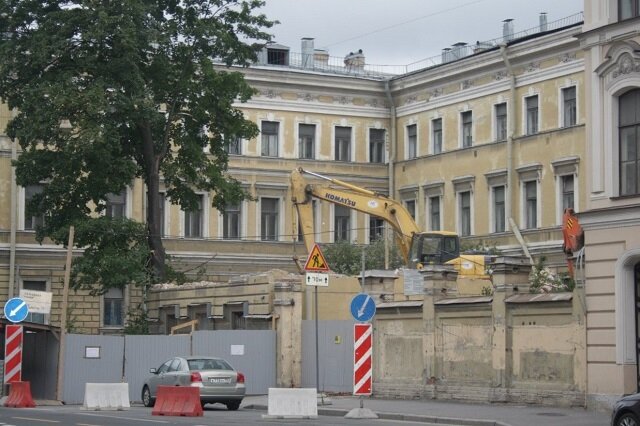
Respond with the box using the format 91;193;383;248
77;413;168;424
77;423;103;426
12;417;59;423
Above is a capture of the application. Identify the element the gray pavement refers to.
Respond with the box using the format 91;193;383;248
242;394;610;426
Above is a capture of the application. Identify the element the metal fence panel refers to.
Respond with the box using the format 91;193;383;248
302;320;355;393
62;334;125;404
192;330;276;395
23;331;59;400
124;334;190;402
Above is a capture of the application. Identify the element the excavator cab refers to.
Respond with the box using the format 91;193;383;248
408;232;460;268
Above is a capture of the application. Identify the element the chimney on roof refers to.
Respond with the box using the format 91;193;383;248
344;49;365;72
503;18;514;42
314;49;329;67
539;12;548;32
301;37;314;69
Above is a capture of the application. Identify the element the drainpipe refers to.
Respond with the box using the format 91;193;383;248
9;111;18;298
384;79;396;270
499;44;515;232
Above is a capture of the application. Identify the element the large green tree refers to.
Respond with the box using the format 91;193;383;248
0;0;274;290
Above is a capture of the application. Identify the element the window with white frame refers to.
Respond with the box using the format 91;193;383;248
24;184;45;231
619;0;640;20
224;136;242;155
619;89;640;196
524;180;538;229
407;124;417;158
298;123;315;159
223;203;241;239
404;199;416;221
184;195;203;238
369;128;385;163
552;157;579;224
492;185;506;233
561;175;575;211
369;216;384;242
461;111;473;148
158;192;167;237
334;204;350;242
103;287;124;327
495;103;507;141
459;191;472;236
261;121;279;157
105;191;126;218
428;196;441;231
525;95;539;135
260;197;279;241
432;118;443;154
562;86;577;128
22;279;47;324
335;126;351;162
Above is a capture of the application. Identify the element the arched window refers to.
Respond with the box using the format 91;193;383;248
619;89;640;196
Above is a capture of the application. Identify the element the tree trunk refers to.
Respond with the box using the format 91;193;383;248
146;169;166;281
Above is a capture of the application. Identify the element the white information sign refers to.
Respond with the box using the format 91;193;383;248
402;268;424;296
19;289;53;314
230;345;245;356
305;272;329;287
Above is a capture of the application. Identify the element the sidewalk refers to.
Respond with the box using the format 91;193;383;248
242;394;609;426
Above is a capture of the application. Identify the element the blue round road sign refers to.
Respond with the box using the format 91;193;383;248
350;293;376;322
4;297;29;323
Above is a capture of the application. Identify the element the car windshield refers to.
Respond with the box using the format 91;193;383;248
187;358;233;371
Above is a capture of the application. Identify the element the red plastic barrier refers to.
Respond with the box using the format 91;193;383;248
4;381;36;408
151;386;203;417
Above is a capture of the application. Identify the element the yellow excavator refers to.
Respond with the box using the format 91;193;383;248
290;168;488;278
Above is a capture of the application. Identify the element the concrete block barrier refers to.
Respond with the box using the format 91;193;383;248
83;383;130;410
151;386;203;417
265;388;318;419
4;381;36;408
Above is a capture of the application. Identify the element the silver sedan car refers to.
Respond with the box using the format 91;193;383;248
141;356;245;410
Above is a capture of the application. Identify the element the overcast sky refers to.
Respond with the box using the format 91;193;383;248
257;0;584;66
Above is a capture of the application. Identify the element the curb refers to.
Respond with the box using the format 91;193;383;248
243;404;511;426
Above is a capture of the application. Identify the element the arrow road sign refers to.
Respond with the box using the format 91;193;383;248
350;293;376;322
4;297;29;323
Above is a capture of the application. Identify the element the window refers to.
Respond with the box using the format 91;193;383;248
526;95;539;135
184;195;203;238
105;191;126;218
261;121;279;157
619;89;640;196
461;111;473;148
334;205;350;242
369;216;384;242
103;287;124;327
224;136;241;155
158;193;166;237
261;198;279;241
459;191;471;236
298;124;315;159
404;200;416;220
407;124;417;158
432;119;443;154
562;87;577;127
495;103;507;141
22;280;47;324
24;184;45;230
223;203;241;239
429;196;441;231
335;126;351;161
267;48;289;65
524;181;538;229
561;175;575;212
492;186;506;233
619;0;640;20
369;129;385;163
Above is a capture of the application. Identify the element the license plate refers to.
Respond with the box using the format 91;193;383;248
209;378;231;384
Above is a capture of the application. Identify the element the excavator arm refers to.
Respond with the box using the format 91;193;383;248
291;168;420;263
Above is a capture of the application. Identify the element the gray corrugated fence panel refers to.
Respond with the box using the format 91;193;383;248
302;320;355;393
124;334;190;402
191;330;276;395
62;334;124;404
23;331;59;400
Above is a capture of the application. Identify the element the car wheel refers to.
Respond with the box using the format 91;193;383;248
226;401;240;411
617;412;640;426
142;386;155;408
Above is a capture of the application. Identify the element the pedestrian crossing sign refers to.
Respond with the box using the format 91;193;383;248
304;244;330;272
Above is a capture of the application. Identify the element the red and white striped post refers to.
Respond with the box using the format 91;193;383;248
4;325;23;384
353;323;372;396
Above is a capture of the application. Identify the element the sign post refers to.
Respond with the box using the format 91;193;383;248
303;244;330;403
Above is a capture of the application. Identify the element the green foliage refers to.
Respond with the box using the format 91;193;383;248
460;241;501;255
0;0;275;286
529;256;574;293
124;304;150;335
322;238;404;275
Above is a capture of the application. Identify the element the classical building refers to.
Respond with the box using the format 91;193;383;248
578;0;640;409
